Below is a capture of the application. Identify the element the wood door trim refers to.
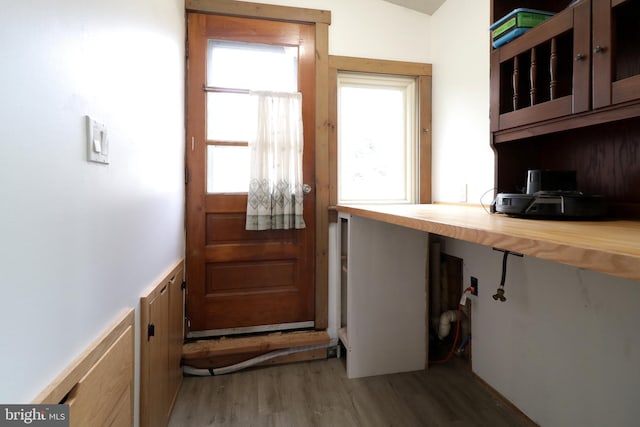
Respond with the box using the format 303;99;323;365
314;22;330;329
186;0;331;25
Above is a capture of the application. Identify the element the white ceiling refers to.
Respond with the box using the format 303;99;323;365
382;0;447;15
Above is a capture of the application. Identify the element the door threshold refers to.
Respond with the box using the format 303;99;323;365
182;330;331;370
187;321;315;339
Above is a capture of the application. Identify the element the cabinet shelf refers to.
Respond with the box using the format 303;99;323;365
493;98;640;144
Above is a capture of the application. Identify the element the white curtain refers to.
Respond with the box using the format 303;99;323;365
246;91;306;230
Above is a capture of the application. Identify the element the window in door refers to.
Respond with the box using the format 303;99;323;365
205;40;299;193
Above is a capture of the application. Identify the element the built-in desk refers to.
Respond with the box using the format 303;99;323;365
336;204;640;379
337;204;640;282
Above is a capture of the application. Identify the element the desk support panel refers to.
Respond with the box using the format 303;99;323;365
340;214;428;378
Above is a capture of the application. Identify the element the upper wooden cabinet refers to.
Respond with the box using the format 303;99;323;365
490;0;640;218
490;1;590;131
490;0;640;137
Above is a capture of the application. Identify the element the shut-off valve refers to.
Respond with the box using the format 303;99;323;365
492;249;523;302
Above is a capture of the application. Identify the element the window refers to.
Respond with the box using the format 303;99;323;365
337;72;418;204
205;40;299;193
328;55;432;216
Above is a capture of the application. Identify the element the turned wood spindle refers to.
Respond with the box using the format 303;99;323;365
550;37;557;100
512;56;519;111
530;47;537;106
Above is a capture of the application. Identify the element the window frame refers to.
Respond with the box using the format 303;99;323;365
337;71;418;205
329;56;432;220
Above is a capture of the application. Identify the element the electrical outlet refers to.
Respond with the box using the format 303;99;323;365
471;276;478;296
458;183;467;203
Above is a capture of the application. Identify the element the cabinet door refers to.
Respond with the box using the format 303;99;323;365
491;2;591;131
148;288;170;427
140;264;184;427
593;0;640;108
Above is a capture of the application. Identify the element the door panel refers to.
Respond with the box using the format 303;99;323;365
186;14;316;334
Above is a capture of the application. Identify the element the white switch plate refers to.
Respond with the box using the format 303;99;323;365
86;115;109;164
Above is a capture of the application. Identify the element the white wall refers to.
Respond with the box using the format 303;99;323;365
441;238;640;426
253;0;492;205
0;0;185;414
431;0;493;204
235;0;432;62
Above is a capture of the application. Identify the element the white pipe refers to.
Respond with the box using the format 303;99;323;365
437;310;459;340
183;340;338;376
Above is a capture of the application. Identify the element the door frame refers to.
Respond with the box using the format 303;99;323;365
185;0;332;330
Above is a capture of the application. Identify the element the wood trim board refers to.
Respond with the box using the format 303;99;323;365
182;330;330;360
329;56;432;76
418;74;432;204
314;22;330;330
185;0;331;24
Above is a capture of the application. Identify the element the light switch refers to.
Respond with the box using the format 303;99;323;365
93;136;102;153
86;116;109;164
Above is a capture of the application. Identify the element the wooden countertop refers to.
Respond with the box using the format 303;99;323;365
336;204;640;282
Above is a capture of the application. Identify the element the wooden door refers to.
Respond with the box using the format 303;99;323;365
186;14;316;336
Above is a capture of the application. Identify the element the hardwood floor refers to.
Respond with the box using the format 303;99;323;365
168;358;533;427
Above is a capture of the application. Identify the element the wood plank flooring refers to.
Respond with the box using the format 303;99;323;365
168;358;533;427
